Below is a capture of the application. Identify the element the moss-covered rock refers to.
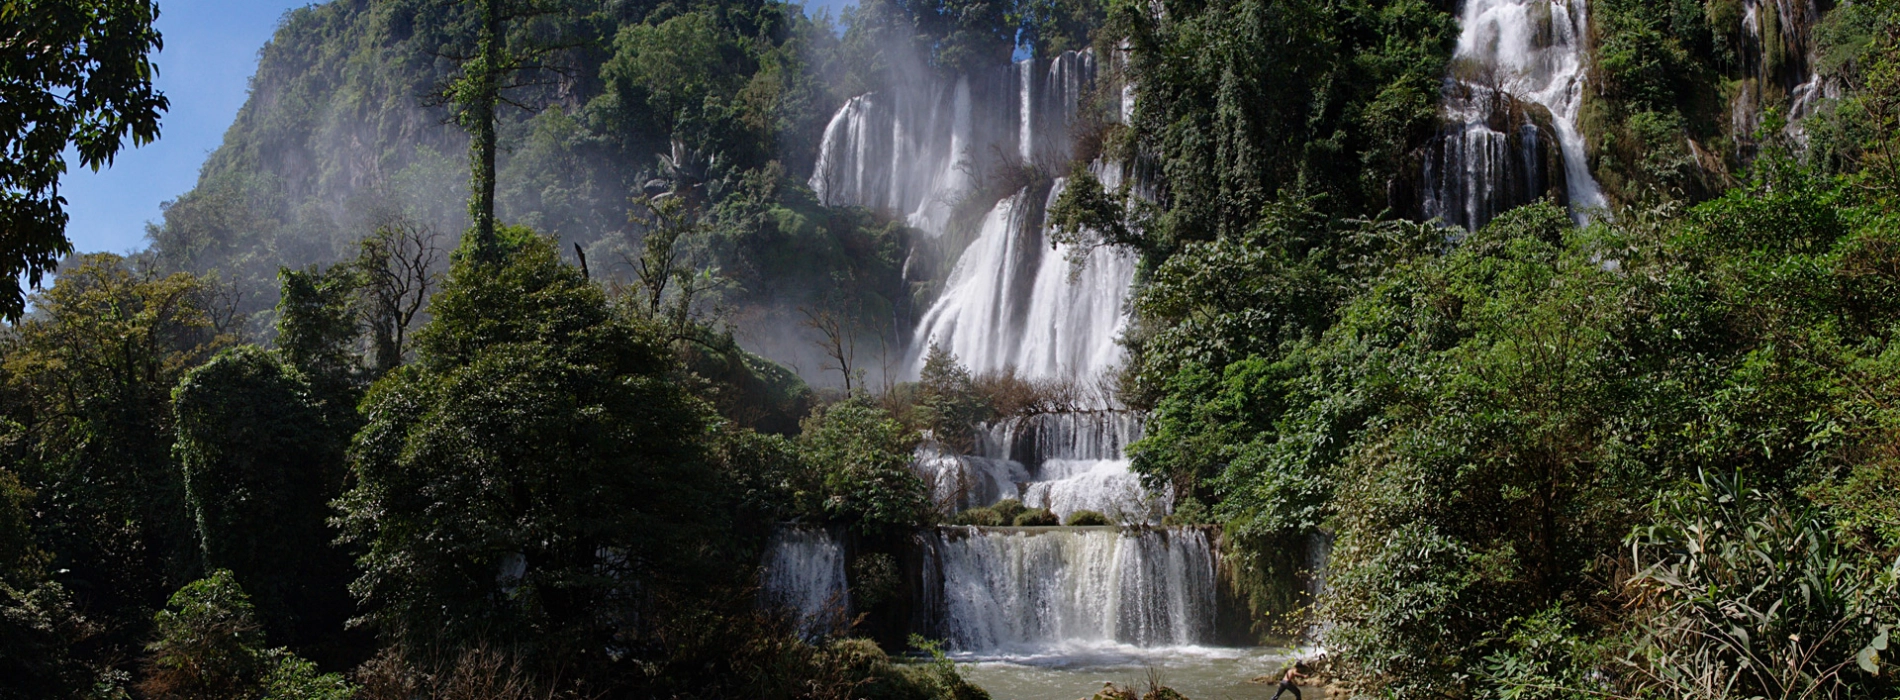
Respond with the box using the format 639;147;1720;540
990;498;1026;523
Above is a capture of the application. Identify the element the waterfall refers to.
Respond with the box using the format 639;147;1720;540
807;49;1127;383
927;527;1218;651
1732;0;1830;150
922;411;1165;521
1423;0;1607;229
908;173;1138;383
808;77;977;237
792;51;1212;656
760;526;849;638
916;447;1033;512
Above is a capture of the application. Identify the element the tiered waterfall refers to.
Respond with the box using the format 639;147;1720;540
772;49;1210;653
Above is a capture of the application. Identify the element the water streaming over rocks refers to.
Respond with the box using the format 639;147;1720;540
775;44;1336;659
916;411;1167;521
909;171;1139;383
760;526;849;639
1420;0;1607;229
809;50;1102;239
923;527;1219;651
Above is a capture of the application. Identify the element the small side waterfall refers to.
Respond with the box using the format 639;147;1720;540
1422;0;1607;229
760;526;849;638
1729;0;1831;152
926;527;1218;651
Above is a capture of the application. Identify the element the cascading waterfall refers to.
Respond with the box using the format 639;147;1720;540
916;410;1165;521
908;170;1138;383
809;47;1158;522
760;526;849;638
775;49;1221;658
926;527;1218;651
1730;0;1831;150
806;49;1130;384
999;412;1165;522
1423;0;1608;229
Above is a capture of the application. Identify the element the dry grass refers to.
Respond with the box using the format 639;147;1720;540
351;646;595;700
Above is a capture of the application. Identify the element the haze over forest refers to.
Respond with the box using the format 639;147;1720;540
1;0;1898;699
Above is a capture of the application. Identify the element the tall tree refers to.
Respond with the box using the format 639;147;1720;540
0;0;167;320
458;0;505;258
439;0;580;262
0;254;227;651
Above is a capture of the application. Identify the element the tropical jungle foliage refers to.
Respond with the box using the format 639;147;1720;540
1;0;1898;698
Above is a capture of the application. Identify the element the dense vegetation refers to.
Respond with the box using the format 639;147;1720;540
1107;1;1900;697
2;0;1899;698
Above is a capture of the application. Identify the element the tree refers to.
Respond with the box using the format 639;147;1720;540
0;580;119;700
435;0;583;260
172;347;353;652
337;229;735;665
802;303;860;394
799;399;931;534
139;571;351;700
1;254;227;647
353;220;440;376
0;0;168;320
915;344;990;452
276;264;361;401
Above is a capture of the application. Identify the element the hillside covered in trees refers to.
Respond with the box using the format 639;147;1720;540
3;0;1899;698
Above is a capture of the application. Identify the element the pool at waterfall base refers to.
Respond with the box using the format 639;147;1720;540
947;644;1321;700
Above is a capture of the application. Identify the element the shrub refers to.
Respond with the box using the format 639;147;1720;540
1012;509;1059;527
801;399;934;534
989;499;1026;523
1064;510;1111;526
140;571;350;700
950;507;1005;527
1621;472;1900;700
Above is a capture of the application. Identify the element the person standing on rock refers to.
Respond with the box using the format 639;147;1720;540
1269;662;1308;700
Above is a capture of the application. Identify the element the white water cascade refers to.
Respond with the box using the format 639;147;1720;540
917;410;1166;522
911;167;1138;383
810;47;1159;522
771;49;1223;658
926;527;1218;651
1423;0;1608;229
760;526;849;638
807;49;1135;383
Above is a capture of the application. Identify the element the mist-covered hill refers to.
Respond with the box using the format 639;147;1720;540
141;0;917;379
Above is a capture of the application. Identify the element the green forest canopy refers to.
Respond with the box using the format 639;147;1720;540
1;0;1898;698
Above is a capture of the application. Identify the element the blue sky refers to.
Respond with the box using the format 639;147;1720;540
61;0;859;257
61;1;313;255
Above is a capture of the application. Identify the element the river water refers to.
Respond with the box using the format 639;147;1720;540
951;644;1314;700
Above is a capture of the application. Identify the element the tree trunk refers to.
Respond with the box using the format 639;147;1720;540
469;0;504;261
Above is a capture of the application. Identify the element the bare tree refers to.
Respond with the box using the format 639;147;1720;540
355;220;441;375
801;305;859;395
